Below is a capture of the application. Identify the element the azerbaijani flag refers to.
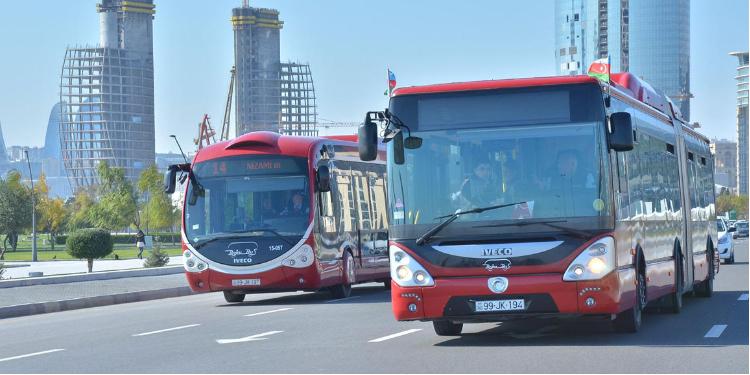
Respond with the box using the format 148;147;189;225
587;57;610;82
387;69;397;96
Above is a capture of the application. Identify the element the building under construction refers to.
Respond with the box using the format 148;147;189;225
231;2;317;137
60;0;155;188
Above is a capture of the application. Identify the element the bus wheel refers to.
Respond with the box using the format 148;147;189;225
433;320;463;336
330;252;354;299
668;250;683;314
614;270;645;333
695;251;714;298
223;291;245;303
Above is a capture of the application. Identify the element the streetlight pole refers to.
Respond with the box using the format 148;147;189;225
24;149;37;262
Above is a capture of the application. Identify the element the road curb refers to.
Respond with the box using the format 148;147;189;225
0;286;194;319
0;266;184;289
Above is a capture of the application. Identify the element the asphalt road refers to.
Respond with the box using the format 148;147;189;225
1;239;747;373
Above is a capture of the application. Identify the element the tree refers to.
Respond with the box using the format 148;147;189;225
0;171;32;259
67;189;96;231
716;194;749;220
143;241;170;268
86;162;138;230
137;164;176;231
0;261;5;280
66;228;114;272
40;198;67;250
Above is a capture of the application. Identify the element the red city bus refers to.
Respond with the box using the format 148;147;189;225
358;73;718;335
165;131;389;303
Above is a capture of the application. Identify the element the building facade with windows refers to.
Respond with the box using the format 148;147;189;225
711;139;738;193
554;0;691;119
731;51;749;195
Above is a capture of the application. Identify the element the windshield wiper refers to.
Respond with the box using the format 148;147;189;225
415;201;526;245
228;228;294;246
473;219;591;239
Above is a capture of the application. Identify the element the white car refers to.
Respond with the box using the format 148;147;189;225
717;219;735;264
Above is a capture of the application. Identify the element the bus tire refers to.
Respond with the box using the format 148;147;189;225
433;320;463;336
695;249;714;298
383;279;392;290
668;247;683;314
614;265;645;333
330;251;354;299
223;291;245;303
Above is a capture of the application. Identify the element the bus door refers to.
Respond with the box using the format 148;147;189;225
674;128;694;287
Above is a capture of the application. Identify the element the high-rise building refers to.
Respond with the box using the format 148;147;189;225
731;51;749;195
554;0;627;75
711;139;738;192
554;0;691;119
60;0;155;188
231;3;317;137
232;4;283;136
628;0;690;120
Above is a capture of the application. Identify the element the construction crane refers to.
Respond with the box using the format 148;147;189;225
194;114;217;150
220;66;236;141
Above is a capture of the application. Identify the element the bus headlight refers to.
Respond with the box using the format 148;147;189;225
282;244;314;268
183;250;208;273
563;237;615;281
390;246;434;287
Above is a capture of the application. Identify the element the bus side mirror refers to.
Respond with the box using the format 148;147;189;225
608;112;634;151
164;165;177;194
393;130;405;165
359;115;378;161
316;165;331;192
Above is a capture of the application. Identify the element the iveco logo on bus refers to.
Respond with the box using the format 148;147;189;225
482;247;512;257
484;259;512;272
226;242;258;264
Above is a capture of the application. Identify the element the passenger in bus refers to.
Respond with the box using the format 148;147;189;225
281;192;309;216
260;196;278;218
544;149;597;215
451;161;499;208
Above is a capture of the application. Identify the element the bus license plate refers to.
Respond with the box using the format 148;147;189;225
474;299;525;312
232;279;261;286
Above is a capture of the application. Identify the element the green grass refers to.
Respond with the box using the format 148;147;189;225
1;247;183;262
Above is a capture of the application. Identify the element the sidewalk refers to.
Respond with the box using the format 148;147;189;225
0;273;193;319
2;256;184;279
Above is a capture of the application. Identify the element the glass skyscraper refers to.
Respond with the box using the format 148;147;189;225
554;0;691;120
731;51;749;195
628;0;691;120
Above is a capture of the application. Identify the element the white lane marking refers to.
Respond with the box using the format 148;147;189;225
0;349;65;363
326;295;361;303
132;324;200;337
704;324;728;338
369;329;423;343
216;330;283;344
738;293;748;301
244;308;293;317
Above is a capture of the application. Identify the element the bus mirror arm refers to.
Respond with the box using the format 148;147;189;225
164;163;191;194
608;112;634;152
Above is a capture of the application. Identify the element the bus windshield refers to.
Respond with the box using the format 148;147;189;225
387;84;612;240
185;155;311;248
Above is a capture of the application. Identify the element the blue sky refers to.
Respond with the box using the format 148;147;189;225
0;0;746;153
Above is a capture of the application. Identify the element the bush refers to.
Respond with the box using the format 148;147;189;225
143;242;170;268
66;228;114;272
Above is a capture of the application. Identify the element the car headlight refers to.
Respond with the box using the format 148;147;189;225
563;237;615;281
718;235;729;244
390;246;434;287
183;250;208;273
282;244;314;268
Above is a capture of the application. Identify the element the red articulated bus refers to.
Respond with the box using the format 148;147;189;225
358;73;717;335
165;131;389;303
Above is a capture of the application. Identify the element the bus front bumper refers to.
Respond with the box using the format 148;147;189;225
391;269;635;322
185;265;322;293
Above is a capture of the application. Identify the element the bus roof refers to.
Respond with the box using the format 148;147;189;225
192;131;358;163
391;73;709;144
